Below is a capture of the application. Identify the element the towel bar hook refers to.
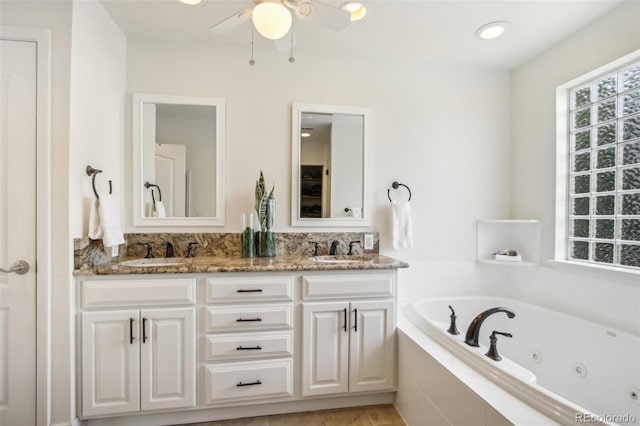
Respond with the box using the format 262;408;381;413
86;165;103;200
387;181;412;202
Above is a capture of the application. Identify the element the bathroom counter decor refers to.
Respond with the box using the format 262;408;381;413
74;254;409;275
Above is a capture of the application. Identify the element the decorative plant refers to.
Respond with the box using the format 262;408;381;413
254;171;276;257
255;171;275;232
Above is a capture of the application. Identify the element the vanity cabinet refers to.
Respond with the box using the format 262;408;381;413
80;278;196;417
203;275;294;404
301;273;395;397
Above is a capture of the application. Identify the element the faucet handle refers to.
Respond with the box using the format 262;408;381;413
486;330;512;361
186;242;198;258
308;241;319;256
347;240;361;255
447;305;460;335
136;242;154;258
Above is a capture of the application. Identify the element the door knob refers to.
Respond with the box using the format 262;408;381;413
0;260;30;275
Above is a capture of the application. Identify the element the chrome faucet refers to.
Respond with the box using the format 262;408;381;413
464;307;515;347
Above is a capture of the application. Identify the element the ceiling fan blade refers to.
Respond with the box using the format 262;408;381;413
274;31;296;52
304;1;350;31
209;7;253;34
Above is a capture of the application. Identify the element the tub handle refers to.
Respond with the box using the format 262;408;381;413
447;305;460;335
485;330;513;362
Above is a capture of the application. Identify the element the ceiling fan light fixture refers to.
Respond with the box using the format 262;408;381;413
341;2;366;21
178;0;202;5
252;2;293;40
475;21;509;40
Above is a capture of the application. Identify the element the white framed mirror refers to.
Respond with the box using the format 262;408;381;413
132;93;226;227
291;103;371;227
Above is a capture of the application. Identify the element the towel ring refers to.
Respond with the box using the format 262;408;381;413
387;181;412;202
86;165;103;200
144;182;162;202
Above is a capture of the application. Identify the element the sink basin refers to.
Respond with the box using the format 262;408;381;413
118;258;187;268
311;255;364;264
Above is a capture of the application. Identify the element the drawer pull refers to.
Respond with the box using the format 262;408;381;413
236;289;263;293
236;317;262;322
142;317;148;343
237;345;262;351
236;380;262;387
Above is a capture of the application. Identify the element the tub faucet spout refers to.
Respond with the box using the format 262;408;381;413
464;307;515;347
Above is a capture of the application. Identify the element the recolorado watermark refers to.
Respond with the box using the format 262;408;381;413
576;412;638;424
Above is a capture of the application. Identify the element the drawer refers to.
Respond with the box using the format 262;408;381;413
81;278;196;308
205;275;293;303
205;331;293;361
302;273;393;300
205;304;293;332
205;359;293;403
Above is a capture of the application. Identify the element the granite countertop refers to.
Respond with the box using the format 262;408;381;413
74;254;409;276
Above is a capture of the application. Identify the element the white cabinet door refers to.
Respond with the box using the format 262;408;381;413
349;300;394;393
301;302;349;396
82;310;140;417
140;307;196;411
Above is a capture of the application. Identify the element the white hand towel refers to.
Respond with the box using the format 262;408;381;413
98;194;124;248
88;198;103;240
154;201;167;218
392;200;413;249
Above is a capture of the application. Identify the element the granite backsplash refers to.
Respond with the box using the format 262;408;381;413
74;232;379;270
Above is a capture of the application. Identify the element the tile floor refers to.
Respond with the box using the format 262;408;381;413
181;404;406;426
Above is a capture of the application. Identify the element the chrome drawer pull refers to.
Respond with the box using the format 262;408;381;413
236;317;262;322
237;345;262;351
236;289;263;293
237;380;262;387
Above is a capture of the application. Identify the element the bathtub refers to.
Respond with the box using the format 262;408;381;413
404;297;640;426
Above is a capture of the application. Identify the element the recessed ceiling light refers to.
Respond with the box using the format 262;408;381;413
179;0;202;5
475;21;509;40
341;2;367;21
301;132;311;138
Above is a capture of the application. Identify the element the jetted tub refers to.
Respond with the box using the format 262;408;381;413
404;297;640;425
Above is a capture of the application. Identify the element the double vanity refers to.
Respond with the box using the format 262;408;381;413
74;237;407;424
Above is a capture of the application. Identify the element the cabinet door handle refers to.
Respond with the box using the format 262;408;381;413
353;309;358;332
236;317;262;322
142;317;148;343
343;308;347;332
129;318;134;344
236;345;262;351
236;289;263;293
236;380;262;387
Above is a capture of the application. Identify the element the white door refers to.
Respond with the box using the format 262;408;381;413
301;302;349;396
349;300;395;393
0;39;37;426
155;144;186;217
81;310;140;417
140;307;195;411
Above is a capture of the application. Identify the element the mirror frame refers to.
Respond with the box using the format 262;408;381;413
132;93;226;227
291;103;372;227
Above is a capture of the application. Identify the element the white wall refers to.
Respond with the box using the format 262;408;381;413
69;0;127;238
509;1;640;335
0;1;74;424
126;41;512;263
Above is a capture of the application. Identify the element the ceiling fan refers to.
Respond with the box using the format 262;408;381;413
209;0;357;41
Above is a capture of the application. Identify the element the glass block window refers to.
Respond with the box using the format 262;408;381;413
567;60;640;269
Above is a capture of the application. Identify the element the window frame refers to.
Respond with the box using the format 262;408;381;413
555;49;640;272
